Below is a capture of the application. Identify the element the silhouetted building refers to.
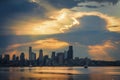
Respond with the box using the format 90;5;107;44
51;52;56;65
64;50;67;59
38;49;43;65
1;45;120;67
51;52;55;60
0;55;2;61
20;52;26;66
29;46;32;61
12;54;16;61
16;56;19;61
3;54;10;64
43;55;49;65
67;46;73;60
57;52;64;65
39;49;43;60
20;52;25;61
31;52;36;61
29;46;36;61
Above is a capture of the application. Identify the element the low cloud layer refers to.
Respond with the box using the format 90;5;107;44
88;40;115;61
3;38;69;59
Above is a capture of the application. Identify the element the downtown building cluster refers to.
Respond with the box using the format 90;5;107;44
0;46;120;67
0;46;76;66
28;46;74;66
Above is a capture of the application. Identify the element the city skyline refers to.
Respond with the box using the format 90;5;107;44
0;45;120;67
0;45;74;60
0;0;120;61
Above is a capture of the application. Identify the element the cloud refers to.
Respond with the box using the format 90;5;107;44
84;5;99;8
0;0;46;35
72;11;120;33
0;0;120;61
7;38;69;50
3;38;69;59
8;9;120;35
33;0;119;9
1;0;120;35
88;40;117;61
0;37;69;59
11;9;79;35
75;0;119;5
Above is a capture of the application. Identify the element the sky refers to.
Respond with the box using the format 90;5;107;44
0;0;120;61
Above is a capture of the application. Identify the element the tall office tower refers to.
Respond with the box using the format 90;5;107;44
43;55;49;65
31;52;36;61
16;56;19;61
20;52;25;61
4;54;10;62
29;46;32;61
64;50;67;59
38;49;43;65
0;55;2;60
12;54;16;61
57;52;64;65
51;52;55;60
67;46;73;60
39;49;43;60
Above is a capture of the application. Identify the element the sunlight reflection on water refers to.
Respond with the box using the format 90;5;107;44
0;67;120;80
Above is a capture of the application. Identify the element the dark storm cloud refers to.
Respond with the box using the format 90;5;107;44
46;0;119;9
53;31;120;46
75;0;119;5
52;16;120;45
45;0;78;8
1;15;119;48
0;0;45;35
79;16;107;31
76;5;102;8
84;5;99;8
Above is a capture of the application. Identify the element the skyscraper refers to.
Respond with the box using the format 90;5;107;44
57;52;64;65
38;49;43;65
39;49;43;60
0;55;2;62
3;54;10;63
20;52;25;61
12;54;16;61
51;52;55;60
67;46;73;60
29;46;32;61
0;54;2;59
31;52;36;61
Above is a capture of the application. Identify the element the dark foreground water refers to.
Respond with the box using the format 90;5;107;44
0;67;120;80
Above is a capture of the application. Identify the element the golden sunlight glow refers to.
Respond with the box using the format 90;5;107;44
5;38;69;59
88;40;115;61
11;9;80;35
11;9;120;35
7;38;69;50
73;11;120;32
4;50;20;60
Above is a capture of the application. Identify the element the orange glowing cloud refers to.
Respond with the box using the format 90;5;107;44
10;9;80;35
32;38;69;50
11;9;120;35
88;40;116;61
7;38;69;50
73;11;120;33
5;38;69;59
